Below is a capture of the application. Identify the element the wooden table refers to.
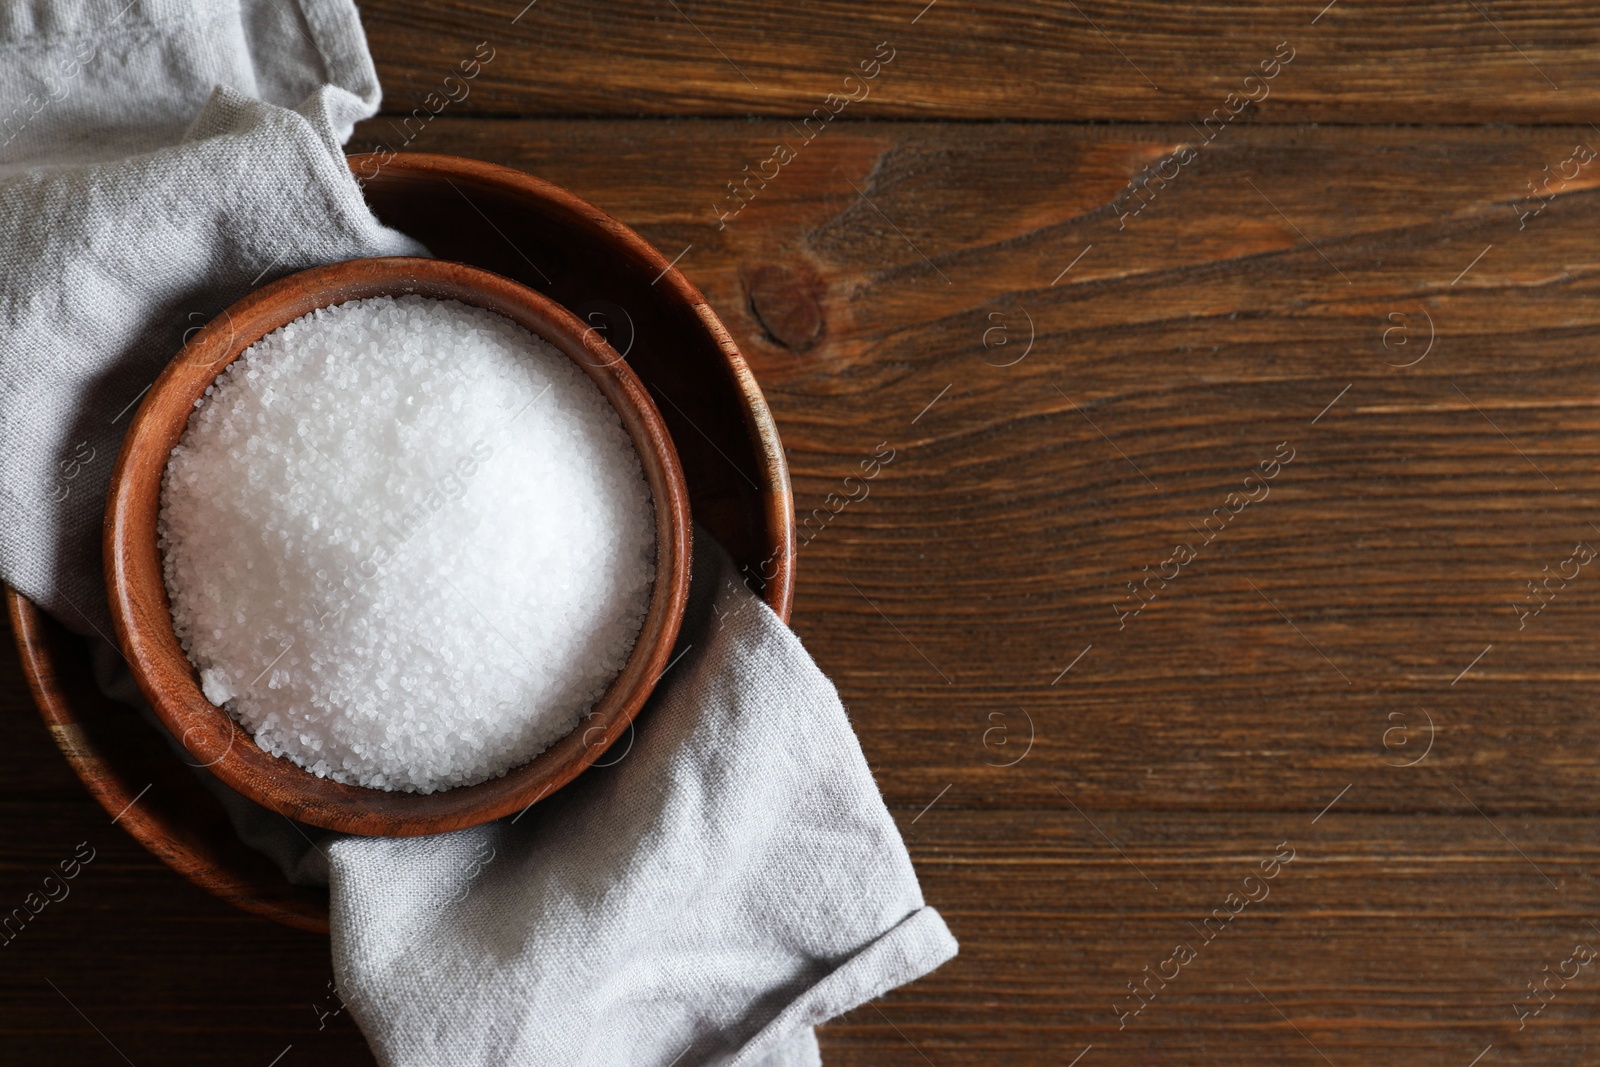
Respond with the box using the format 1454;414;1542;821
6;2;1600;1063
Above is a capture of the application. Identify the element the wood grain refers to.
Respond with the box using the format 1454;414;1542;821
357;116;1600;1062
10;5;1600;1063
359;0;1600;123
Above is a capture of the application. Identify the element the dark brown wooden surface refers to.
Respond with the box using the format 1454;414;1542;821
9;2;1600;1064
360;0;1600;123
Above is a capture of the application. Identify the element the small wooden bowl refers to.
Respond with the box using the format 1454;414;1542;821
103;256;692;837
15;152;793;929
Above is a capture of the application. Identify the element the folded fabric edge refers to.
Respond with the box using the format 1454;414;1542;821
752;1027;821;1067
176;82;428;264
291;0;383;113
726;906;958;1067
0;2;232;55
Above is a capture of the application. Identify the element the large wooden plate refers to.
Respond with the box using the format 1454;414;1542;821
4;152;795;933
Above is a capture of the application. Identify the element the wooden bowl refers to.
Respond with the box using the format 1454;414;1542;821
10;151;794;930
103;256;693;837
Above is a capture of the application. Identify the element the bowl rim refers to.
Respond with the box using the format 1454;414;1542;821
103;255;693;837
15;149;794;928
350;151;795;618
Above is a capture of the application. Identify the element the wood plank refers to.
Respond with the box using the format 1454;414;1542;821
10;113;1600;1062
0;798;371;1066
359;0;1600;123
348;116;1600;820
0;780;1594;1063
830;810;1600;1064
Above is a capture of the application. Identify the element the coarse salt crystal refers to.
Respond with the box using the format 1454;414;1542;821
158;295;656;793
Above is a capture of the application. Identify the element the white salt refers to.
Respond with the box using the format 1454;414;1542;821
158;295;656;793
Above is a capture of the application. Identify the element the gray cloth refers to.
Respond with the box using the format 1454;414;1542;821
330;534;956;1066
89;532;956;1066
2;3;957;1064
0;0;422;640
0;0;379;166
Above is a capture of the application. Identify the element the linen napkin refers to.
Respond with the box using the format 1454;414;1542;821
0;2;957;1064
0;0;424;637
330;531;957;1066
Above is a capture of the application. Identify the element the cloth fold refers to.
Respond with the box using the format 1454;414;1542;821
0;0;381;166
329;532;957;1066
0;1;425;638
0;3;957;1063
